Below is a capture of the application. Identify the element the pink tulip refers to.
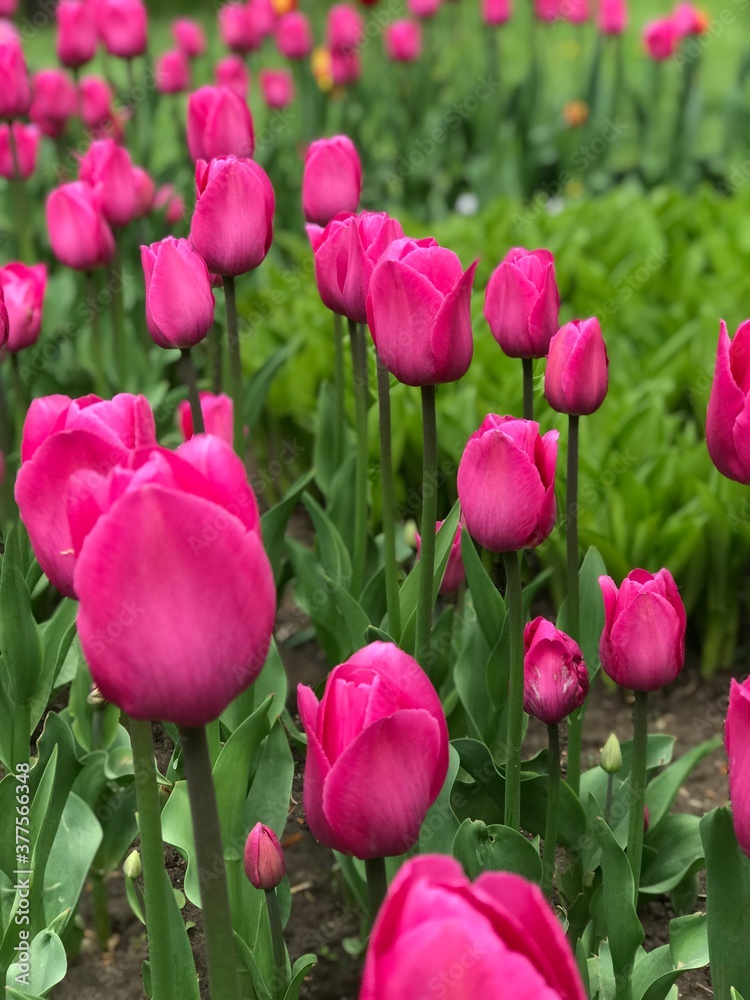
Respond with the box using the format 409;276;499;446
276;12;313;59
331;49;361;86
0;289;7;348
384;20;422;61
706;320;750;484
97;0;148;58
30;69;78;138
483;0;512;24
0;29;30;119
298;641;449;859
367;237;477;387
187;85;255;162
244;823;285;891
0;263;47;352
562;0;589;23
156;49;190;94
523;617;589;725
249;0;275;38
0;123;39;180
215;55;250;99
141;238;215;349
643;19;679;60
484;247;560;359
599;568;686;691
598;0;627;33
726;679;750;857
46;182;115;270
132;166;155;218
672;3;707;37
72;436;276;727
79;139;138;227
0;0;17;14
361;856;587;1000
172;18;207;58
415;520;465;595
408;0;441;17
302;135;362;226
15;394;157;598
79;76;114;131
177;392;233;445
219;2;262;54
56;0;99;69
544;317;609;416
155;184;185;226
457;416;558;553
259;68;294;109
327;3;363;53
535;0;560;20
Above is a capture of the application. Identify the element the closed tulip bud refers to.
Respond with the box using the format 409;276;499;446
361;856;587;1000
276;12;313;58
259;69;294;109
599;569;686;692
79;76;114;131
219;2;262;54
56;0;99;69
485;247;560;359
563;0;589;23
187;85;255;162
298;642;449;859
600;733;622;774
327;4;364;53
415;520;465;595
643;19;679;60
726;679;750;857
535;0;561;19
177;392;233;445
706;320;750;484
523;617;589;725
458;415;558;553
141;237;215;349
250;0;276;38
0;30;30;119
672;3;708;37
46;182;115;271
408;0;442;18
172;18;207;58
155;184;185;226
190;157;274;278
0;263;47;353
244;823;285;890
124;850;142;879
598;0;627;34
367;238;477;387
156;49;190;94
482;0;512;24
0;290;8;349
79;139;139;227
331;48;361;86
215;55;250;100
544;317;609;416
384;20;422;61
302;136;361;226
30;69;78;138
97;0;148;58
132;166;155;218
0;123;39;180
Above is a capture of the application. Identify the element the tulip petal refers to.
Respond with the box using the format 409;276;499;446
707;320;749;484
20;394;73;462
175;434;260;533
429;260;477;384
298;683;340;852
607;592;683;691
726;679;750;857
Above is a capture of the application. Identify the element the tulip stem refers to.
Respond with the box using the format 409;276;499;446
210;322;223;394
349;319;369;596
265;889;287;999
179;725;241;1000
365;856;388;921
627;690;648;907
376;353;401;640
112;238;127;387
415;384;438;667
86;271;107;396
128;719;173;1000
10;354;27;447
223;276;244;459
522;358;534;421
181;349;204;434
503;550;524;832
333;311;345;467
541;723;561;899
565;414;583;796
91;871;111;951
605;772;615;827
7;123;33;263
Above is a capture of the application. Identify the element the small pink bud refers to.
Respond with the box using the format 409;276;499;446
244;823;285;891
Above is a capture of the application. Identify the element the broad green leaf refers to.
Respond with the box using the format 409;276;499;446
418;745;461;855
244;722;295;840
6;929;66;995
261;471;315;584
0;526;43;704
635;913;709;1000
460;531;506;649
44;792;102;933
30;599;78;731
593;817;644;992
244;339;299;432
453;819;542;882
641;813;704;894
284;954;317;1000
302;492;353;590
222;639;287;732
645;735;722;831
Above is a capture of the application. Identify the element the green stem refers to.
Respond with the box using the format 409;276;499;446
376;353;401;639
541;723;561;898
91;872;111;950
265;889;287;999
112;238;127;387
503;550;524;832
129;719;172;1000
349;319;369;596
86;271;107;396
210;322;223;394
365;856;387;921
627;690;649;906
7;123;33;262
605;772;614;826
565;415;582;795
415;384;438;667
333;311;345;467
179;726;240;1000
10;354;27;449
522;358;534;421
181;348;204;434
223;276;244;457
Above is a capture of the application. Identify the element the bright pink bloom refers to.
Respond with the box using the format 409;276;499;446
0;123;39;180
562;0;589;23
260;68;294;109
276;12;313;59
599;569;686;691
156;49;190;94
367;238;477;387
416;520;465;595
458;415;558;553
79;139;138;227
408;0;441;17
15;394;157;597
298;641;449;859
79;76;114;130
523;617;589;724
132;166;155;218
0;29;30;119
672;3;707;36
535;0;560;20
219;1;262;54
72;436;276;726
331;48;361;86
482;0;512;24
56;0;98;68
0;0;17;14
187;85;255;162
141;237;215;349
97;0;148;58
155;184;185;226
177;392;233;445
30;69;78;138
598;0;627;33
302;135;361;226
249;0;275;38
361;856;587;1000
544;317;609;416
643;18;679;60
47;182;115;270
384;20;422;61
327;3;363;52
0;289;7;348
726;679;750;857
484;247;560;359
215;55;250;99
0;263;47;352
244;823;285;891
172;18;207;57
706;320;750;484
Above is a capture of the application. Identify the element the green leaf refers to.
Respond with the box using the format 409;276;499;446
44;792;102;933
222;639;287;732
641;813;705;894
284;954;317;1000
244;721;295;839
578;546;607;682
460;532;506;649
645;735;722;831
245;339;299;433
30;599;78;732
302;492;352;590
593;817;644;991
634;913;708;1000
330;583;371;653
0;526;43;705
453;819;542;882
6;929;66;995
313;380;341;497
261;471;315;584
418;745;461;855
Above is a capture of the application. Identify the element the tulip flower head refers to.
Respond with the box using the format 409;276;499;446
219;1;263;54
177;392;234;445
482;0;512;24
141;237;215;349
484;247;560;359
259;69;294;109
706;320;750;484
302;135;362;226
0;123;39;180
598;0;627;33
523;617;589;725
132;166;155;218
156;49;191;94
726;678;750;857
97;0;148;58
544;317;609;416
276;11;313;58
46;181;115;270
0;263;47;353
408;0;442;18
79;139;139;227
30;69;78;138
384;20;423;61
56;0;99;68
173;18;207;58
0;28;30;119
415;520;465;595
244;823;285;890
327;3;364;53
672;2;708;37
187;85;255;162
643;18;679;60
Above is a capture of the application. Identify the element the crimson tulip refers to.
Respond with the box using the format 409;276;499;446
523;617;589;725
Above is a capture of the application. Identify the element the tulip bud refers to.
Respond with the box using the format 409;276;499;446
46;182;115;271
544;317;609;416
177;392;233;445
124;850;142;879
187;85;255;162
0;263;47;353
327;3;364;53
260;69;294;109
726;678;750;857
156;49;191;94
415;520;465;595
56;0;99;69
215;55;250;100
132;166;155;218
598;0;626;33
220;1;262;54
643;18;679;60
482;0;512;24
97;0;148;59
276;12;313;59
172;18;207;58
0;123;40;181
484;247;560;359
706;320;750;484
0;289;9;349
384;20;422;61
79;76;115;131
79;139;139;227
0;28;30;120
672;3;708;37
408;0;442;18
30;69;78;138
141;238;215;349
522;617;589;725
331;48;361;86
600;733;622;774
244;823;285;891
302;135;362;226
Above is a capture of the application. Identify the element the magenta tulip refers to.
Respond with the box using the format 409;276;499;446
327;4;364;52
141;237;215;349
79;139;138;227
56;0;99;69
706;320;750;484
457;415;558;553
0;290;7;348
0;0;16;14
244;823;285;891
367;237;477;387
0;29;30;119
30;70;78;139
544;317;609;416
97;0;148;58
599;568;686;692
535;0;560;20
361;855;587;1000
298;641;449;859
215;55;250;100
0;123;39;180
80;76;114;131
416;520;465;595
331;49;361;86
219;1;262;54
384;20;422;61
672;3;707;37
276;12;313;59
302;135;362;226
259;69;294;109
482;0;512;23
484;247;560;359
0;263;47;352
132;166;155;218
15;394;157;598
178;392;233;445
190;156;274;277
72;436;276;727
598;0;627;33
156;49;190;94
563;0;589;22
155;184;185;226
187;85;255;162
523;617;589;725
46;182;115;270
172;18;207;58
643;19;679;60
408;0;442;18
726;679;750;857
